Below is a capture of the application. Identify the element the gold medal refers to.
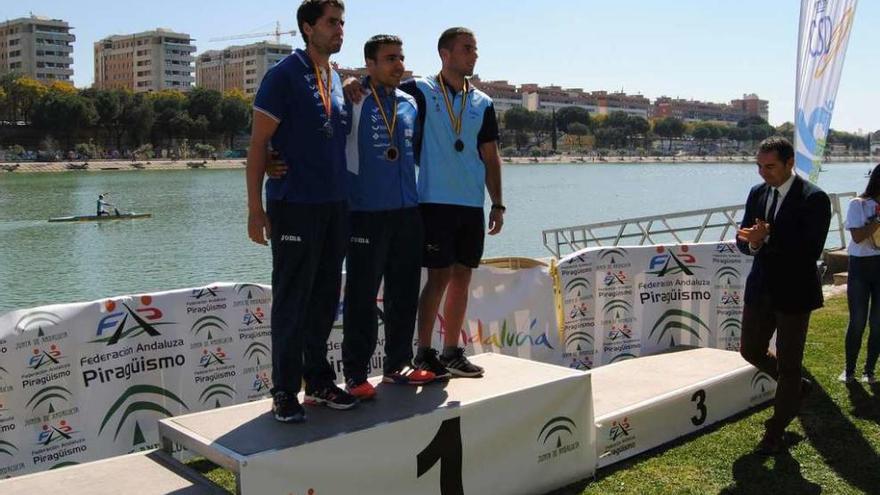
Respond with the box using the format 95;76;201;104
369;81;399;162
438;74;469;152
312;59;333;138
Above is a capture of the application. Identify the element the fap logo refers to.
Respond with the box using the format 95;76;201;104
242;307;266;327
715;243;736;255
607;323;633;342
190;286;221;300
252;372;272;394
92;296;175;345
647;245;703;277
568;302;589;320
609;417;632;442
603;416;637;459
720;291;742;306
27;344;64;370
603;270;628;287
36;419;76;446
199;347;229;368
536;416;581;463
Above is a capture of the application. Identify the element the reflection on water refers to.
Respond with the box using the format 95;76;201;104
0;163;870;313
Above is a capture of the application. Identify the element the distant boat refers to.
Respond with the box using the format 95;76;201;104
48;213;152;223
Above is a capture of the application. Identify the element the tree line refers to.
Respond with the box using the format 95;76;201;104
0;74;252;158
500;105;872;156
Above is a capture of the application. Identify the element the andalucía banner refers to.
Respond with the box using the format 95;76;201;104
795;0;858;181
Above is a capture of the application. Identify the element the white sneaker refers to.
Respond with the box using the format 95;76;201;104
838;371;855;383
861;374;877;384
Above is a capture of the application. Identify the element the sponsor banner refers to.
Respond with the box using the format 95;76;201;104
0;284;272;478
241;364;593;495
795;0;858;180
0;265;560;478
554;242;753;367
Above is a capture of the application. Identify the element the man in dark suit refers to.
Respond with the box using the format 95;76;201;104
736;136;831;455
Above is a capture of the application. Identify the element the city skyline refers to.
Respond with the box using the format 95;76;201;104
9;0;880;132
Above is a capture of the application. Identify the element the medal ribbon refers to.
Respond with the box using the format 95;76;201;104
369;81;398;141
313;61;333;120
438;74;468;136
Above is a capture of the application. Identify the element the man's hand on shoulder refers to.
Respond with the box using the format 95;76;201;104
343;77;365;103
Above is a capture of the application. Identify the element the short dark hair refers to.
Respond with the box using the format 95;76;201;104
364;34;402;61
757;136;795;164
297;0;345;45
437;27;474;52
862;163;880;199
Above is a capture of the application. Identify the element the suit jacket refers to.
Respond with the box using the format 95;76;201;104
736;174;832;313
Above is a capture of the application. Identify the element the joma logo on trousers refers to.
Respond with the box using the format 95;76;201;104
280;235;302;243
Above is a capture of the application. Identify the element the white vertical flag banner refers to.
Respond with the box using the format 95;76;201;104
795;0;858;181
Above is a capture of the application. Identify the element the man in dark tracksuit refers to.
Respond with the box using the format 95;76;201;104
342;35;435;400
246;0;357;423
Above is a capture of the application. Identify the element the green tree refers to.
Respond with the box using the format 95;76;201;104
566;122;590;150
150;90;188;145
556;106;591;134
503;106;533;150
31;91;98;148
186;87;223;133
530;111;553;149
219;90;252;149
653;117;685;152
9;76;47;123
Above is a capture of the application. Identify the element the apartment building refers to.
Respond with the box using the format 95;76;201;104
94;29;195;92
196;42;291;95
0;15;74;83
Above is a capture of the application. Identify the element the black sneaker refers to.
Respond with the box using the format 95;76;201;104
439;348;484;378
272;391;306;423
304;383;358;410
413;348;451;380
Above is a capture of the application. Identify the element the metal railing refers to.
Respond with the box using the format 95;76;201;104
542;191;857;258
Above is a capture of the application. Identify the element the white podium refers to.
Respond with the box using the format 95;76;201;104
158;353;595;495
591;347;775;468
0;450;224;495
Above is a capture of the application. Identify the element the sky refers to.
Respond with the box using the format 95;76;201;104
10;0;879;133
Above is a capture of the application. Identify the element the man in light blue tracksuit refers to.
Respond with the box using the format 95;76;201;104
341;35;436;400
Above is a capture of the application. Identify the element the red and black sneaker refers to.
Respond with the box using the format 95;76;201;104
304;383;359;410
383;366;436;385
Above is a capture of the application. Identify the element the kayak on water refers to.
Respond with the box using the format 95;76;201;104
47;213;152;223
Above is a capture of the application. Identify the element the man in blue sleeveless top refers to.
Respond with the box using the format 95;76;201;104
340;35;436;400
402;28;504;378
246;0;357;423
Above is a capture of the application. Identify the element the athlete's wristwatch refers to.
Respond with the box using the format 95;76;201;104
491;204;506;213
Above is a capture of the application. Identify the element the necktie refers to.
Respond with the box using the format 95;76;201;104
767;188;779;224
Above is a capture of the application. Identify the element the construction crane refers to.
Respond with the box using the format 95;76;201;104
209;21;297;44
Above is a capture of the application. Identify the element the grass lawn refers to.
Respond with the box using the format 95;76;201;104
189;296;880;494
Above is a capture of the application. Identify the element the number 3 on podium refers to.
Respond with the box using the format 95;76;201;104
417;417;464;495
